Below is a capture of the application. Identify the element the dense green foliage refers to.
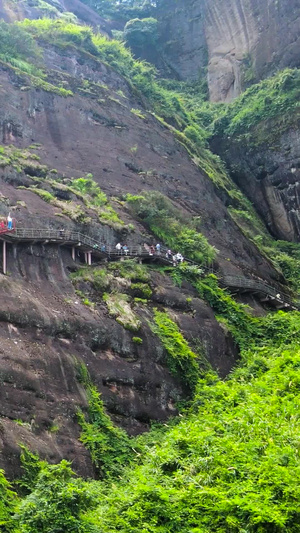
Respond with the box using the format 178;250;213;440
0;470;16;532
78;385;134;478
84;324;300;533
0;20;40;74
214;68;300;141
124;17;158;52
126;191;216;265
152;309;201;394
15;461;95;533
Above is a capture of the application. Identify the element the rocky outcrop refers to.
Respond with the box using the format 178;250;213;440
156;0;208;81
157;0;300;101
212;115;300;241
205;0;300;102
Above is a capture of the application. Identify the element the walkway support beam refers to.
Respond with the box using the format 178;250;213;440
3;240;6;275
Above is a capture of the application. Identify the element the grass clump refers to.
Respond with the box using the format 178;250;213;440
132;336;143;344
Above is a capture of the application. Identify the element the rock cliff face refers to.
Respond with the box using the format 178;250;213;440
212;114;300;242
157;0;300;101
156;0;207;81
1;42;276;476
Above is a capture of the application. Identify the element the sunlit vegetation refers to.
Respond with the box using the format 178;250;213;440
126;191;216;265
1;304;300;532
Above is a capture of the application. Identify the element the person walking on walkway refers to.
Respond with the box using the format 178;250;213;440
116;242;122;255
156;243;161;255
7;213;12;230
123;244;129;256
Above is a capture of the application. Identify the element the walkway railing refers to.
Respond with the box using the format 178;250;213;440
1;227;298;309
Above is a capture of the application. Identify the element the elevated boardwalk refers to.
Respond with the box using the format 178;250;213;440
0;227;298;311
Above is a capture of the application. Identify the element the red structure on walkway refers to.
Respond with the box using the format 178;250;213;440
0;218;16;235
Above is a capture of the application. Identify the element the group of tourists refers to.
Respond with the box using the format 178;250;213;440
166;250;184;266
114;241;185;265
116;242;129;255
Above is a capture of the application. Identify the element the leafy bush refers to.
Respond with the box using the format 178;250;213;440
213;68;300;139
124;17;158;51
0;470;17;532
71;177;107;206
152;309;201;394
130;282;152;299
0;21;40;64
15;460;95;533
78;386;134;478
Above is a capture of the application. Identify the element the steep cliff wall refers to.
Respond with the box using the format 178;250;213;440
156;0;207;80
205;0;300;101
1;41;278;476
157;0;300;101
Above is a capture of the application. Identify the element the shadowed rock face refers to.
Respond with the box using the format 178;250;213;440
212;117;300;242
157;0;300;102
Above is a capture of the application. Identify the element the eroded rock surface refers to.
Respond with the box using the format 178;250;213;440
157;0;300;101
212;117;300;241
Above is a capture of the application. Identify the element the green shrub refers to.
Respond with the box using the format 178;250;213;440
78;386;134;478
152;309;200;394
14;460;95;533
124;17;158;50
130;282;152;299
0;470;17;532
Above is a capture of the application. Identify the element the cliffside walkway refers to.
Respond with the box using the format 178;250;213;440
0;227;298;311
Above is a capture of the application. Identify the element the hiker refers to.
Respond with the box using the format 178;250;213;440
176;252;184;263
0;219;5;230
155;243;161;255
7;213;12;230
59;227;65;237
123;244;129;256
172;254;178;267
166;249;172;260
116;242;122;255
149;245;155;256
101;244;106;253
